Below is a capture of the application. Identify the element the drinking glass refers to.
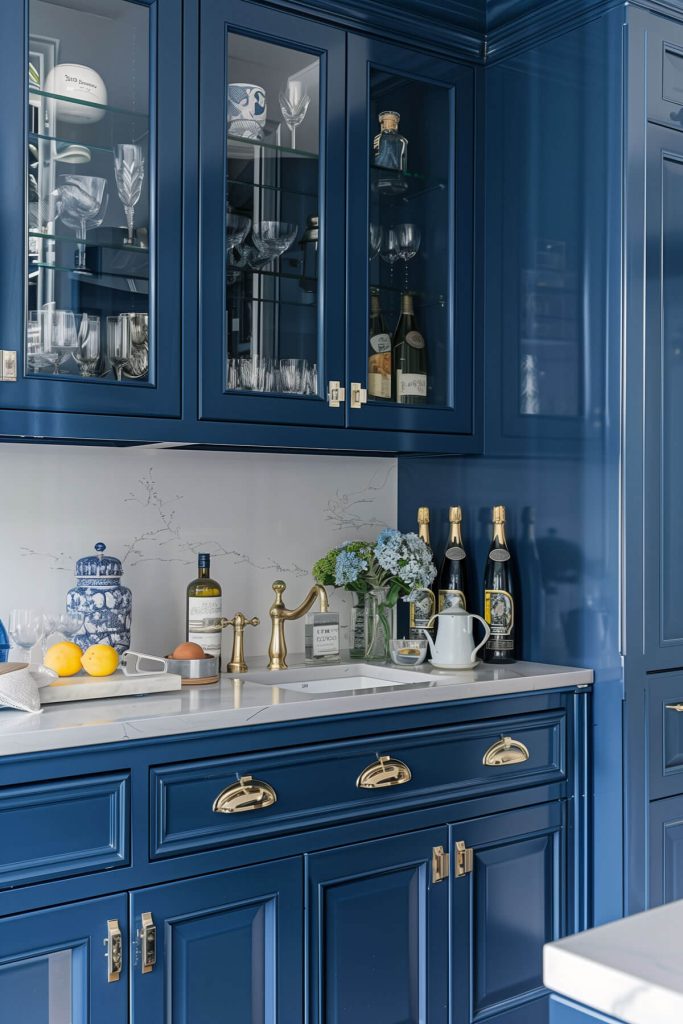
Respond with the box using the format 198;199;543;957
8;609;45;660
120;313;148;378
27;310;59;373
227;357;240;389
380;227;400;287
52;311;79;371
238;356;269;391
54;175;108;270
369;223;384;261
114;144;145;246
226;213;251;251
279;358;308;393
305;362;318;396
74;314;101;377
278;80;311;150
396;223;422;289
107;316;133;381
252;221;298;260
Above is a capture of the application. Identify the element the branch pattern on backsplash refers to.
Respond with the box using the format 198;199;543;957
323;465;394;533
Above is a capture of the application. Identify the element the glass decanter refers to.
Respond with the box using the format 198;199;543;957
372;110;408;194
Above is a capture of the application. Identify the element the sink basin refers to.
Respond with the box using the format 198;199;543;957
243;663;432;694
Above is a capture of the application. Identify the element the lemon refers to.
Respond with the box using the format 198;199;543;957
81;644;119;678
43;641;83;678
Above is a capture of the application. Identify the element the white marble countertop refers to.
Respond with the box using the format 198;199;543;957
0;657;592;757
544;901;683;1024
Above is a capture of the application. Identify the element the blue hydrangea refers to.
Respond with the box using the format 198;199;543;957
374;528;436;600
334;546;369;586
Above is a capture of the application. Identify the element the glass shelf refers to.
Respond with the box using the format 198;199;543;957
370;164;446;202
227;264;314;285
227;131;318;160
29;130;119;159
29;86;148;122
29;260;149;283
226;176;318;201
30;230;149;254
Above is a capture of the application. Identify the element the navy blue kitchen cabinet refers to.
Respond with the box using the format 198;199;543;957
549;997;621;1024
0;895;128;1022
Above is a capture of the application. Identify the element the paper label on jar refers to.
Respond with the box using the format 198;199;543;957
313;623;340;655
188;596;222;655
370;332;392;354
406;330;425;349
397;371;427;398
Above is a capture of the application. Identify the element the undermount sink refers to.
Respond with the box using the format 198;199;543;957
243;663;432;694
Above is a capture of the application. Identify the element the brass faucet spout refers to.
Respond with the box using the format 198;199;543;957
268;580;329;670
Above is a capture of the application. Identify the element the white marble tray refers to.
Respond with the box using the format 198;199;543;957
40;670;182;704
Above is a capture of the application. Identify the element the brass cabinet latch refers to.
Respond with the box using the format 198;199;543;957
0;351;17;382
666;704;683;712
139;912;157;974
327;380;346;407
105;919;123;982
432;845;450;883
454;840;473;878
349;382;368;409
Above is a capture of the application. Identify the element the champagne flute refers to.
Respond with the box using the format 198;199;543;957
107;316;132;381
278;80;310;150
114;144;145;247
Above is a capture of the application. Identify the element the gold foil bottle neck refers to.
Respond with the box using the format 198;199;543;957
370;288;381;315
378;110;400;131
401;292;414;315
417;506;430;525
492;505;506;524
449;506;462;524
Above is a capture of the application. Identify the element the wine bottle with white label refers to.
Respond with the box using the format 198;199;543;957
368;288;392;400
186;553;223;664
483;506;516;663
393;292;427;404
438;506;469;611
409;506;437;640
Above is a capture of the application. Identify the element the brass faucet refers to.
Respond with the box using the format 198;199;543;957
224;612;260;674
268;579;329;670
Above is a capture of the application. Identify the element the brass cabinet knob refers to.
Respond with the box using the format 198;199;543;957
482;736;530;766
356;754;412;789
213;775;277;813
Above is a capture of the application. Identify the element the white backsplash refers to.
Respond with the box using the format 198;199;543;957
1;445;396;660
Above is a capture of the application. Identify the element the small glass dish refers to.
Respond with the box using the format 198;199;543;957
389;638;428;667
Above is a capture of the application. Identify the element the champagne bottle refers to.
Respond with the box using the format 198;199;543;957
186;553;223;664
483;506;516;663
393;292;427;404
368;288;392;400
409;506;436;640
438;506;469;611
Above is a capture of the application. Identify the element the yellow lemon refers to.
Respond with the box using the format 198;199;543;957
81;644;119;678
43;641;83;678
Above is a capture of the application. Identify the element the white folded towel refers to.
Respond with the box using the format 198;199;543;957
0;664;57;713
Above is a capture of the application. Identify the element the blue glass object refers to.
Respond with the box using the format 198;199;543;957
0;618;9;663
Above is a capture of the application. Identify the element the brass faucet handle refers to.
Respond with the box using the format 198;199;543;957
226;612;260;674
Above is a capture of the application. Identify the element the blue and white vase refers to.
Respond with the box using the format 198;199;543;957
66;542;132;654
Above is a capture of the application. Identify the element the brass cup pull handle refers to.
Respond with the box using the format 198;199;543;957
666;704;683;712
482;736;530;767
356;754;412;789
213;775;278;814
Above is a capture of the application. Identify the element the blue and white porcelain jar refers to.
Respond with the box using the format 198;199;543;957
66;542;132;654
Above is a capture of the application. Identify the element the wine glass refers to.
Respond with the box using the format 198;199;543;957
226;213;251;252
252;221;298;260
369;223;384;261
114;144;145;247
52;311;79;372
396;223;422;289
279;80;311;150
380;227;400;287
74;314;101;377
107;315;132;381
8;609;45;661
54;175;108;271
28;310;60;374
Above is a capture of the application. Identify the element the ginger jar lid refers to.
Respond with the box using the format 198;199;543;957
76;542;123;579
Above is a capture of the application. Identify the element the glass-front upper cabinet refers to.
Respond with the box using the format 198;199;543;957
199;0;346;427
346;36;475;435
0;0;181;421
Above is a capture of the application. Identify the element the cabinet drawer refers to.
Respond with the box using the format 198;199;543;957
0;773;129;889
647;671;683;798
151;711;566;858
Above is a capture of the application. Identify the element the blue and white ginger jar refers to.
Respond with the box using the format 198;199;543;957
66;542;132;654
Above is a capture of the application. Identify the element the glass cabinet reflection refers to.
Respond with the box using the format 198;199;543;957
225;34;321;399
27;0;150;383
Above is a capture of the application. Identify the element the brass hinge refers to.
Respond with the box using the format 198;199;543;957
349;382;368;409
0;351;17;381
432;844;450;883
327;380;346;407
454;840;473;878
139;912;157;974
105;919;122;982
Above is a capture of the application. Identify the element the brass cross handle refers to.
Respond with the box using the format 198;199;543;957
224;612;260;674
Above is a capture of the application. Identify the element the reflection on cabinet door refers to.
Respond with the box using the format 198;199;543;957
0;894;127;1024
451;802;566;1024
307;827;449;1024
130;857;303;1023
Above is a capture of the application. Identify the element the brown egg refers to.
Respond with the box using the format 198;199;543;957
171;641;206;660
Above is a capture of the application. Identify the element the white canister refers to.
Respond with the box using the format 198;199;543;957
227;83;267;139
44;64;107;123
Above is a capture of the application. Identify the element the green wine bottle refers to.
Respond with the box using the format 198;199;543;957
392;292;427;404
483;506;516;664
186;553;223;664
368;288;393;400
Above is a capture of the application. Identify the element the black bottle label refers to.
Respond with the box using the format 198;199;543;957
439;589;466;612
484;589;514;649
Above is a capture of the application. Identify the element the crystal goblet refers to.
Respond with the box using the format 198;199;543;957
252;221;298;260
226;213;251;251
74;314;101;377
54;175;108;270
396;222;422;289
114;144;145;246
279;80;311;150
8;609;45;660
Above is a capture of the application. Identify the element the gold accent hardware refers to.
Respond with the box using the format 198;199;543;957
268;580;329;670
432;845;450;883
454;840;473;877
224;612;260;673
482;736;530;767
327;380;346;407
666;704;683;712
0;351;17;381
213;775;278;814
356;754;412;789
139;912;156;974
350;382;368;409
106;919;122;982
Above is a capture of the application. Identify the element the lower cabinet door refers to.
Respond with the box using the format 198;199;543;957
307;827;449;1024
0;894;128;1024
649;794;683;906
451;803;566;1024
130;857;303;1023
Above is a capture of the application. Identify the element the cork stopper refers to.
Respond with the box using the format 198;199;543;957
449;506;462;524
378;110;400;132
492;505;506;524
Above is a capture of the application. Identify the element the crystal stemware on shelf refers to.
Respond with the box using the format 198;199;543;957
226;213;251;252
396;222;422;289
114;144;145;247
252;221;298;261
8;609;45;661
107;315;133;381
52;310;79;372
279;358;309;394
380;227;400;287
54;175;108;271
74;314;101;377
27;310;58;374
278;80;311;150
369;223;384;261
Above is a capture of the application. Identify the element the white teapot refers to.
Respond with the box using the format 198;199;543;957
422;603;491;670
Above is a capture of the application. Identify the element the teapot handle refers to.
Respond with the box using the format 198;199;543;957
470;615;491;663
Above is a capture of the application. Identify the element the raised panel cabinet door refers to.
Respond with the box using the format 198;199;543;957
549;996;622;1024
198;0;346;429
0;894;128;1024
649;794;683;907
643;123;683;668
646;14;683;130
346;35;474;436
307;827;449;1024
0;0;182;427
131;857;303;1024
450;803;566;1024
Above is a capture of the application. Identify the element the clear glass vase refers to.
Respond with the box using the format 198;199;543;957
349;592;367;659
364;586;396;662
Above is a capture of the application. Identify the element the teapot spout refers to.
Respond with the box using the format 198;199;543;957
421;628;436;658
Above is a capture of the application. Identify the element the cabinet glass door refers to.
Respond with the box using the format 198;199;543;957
347;36;474;435
0;0;181;420
199;0;346;427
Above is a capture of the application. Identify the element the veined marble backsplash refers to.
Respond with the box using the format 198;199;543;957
0;445;396;659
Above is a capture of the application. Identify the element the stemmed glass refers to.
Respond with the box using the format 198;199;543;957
279;80;310;150
252;221;298;261
52;311;79;372
226;213;251;252
380;227;400;287
396;223;422;289
54;175;108;271
8;610;45;662
107;315;132;381
74;314;101;377
114;144;145;247
369;223;384;261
